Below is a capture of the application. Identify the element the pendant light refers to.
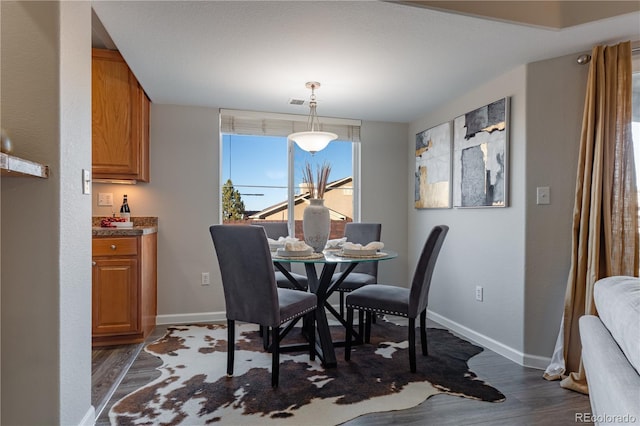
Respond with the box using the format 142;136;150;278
288;82;337;154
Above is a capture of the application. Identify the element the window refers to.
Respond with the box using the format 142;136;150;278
220;110;361;240
222;135;288;221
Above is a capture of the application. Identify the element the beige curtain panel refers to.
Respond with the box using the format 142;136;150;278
543;41;639;394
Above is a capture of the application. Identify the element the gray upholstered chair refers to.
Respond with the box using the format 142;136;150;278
257;222;308;290
345;225;448;373
332;223;382;317
209;225;317;387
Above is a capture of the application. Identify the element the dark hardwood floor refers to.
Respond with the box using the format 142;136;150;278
93;319;593;425
92;328;166;422
92;344;142;417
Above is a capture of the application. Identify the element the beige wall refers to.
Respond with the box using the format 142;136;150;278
1;1;93;424
360;121;410;285
523;52;589;358
408;51;592;368
409;66;528;359
93;104;224;323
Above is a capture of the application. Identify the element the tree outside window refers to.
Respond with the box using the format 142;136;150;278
222;179;245;221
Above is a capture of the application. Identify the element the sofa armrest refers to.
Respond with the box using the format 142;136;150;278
594;276;640;374
580;315;640;425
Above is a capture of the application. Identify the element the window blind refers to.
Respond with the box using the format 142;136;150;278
220;109;361;142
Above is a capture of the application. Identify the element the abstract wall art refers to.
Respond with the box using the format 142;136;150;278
415;121;452;209
453;98;509;208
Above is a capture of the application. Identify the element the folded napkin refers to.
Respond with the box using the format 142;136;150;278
267;236;298;244
325;237;347;249
284;241;312;251
343;241;384;251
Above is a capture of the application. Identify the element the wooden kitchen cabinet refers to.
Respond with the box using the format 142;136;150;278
92;48;150;182
92;233;157;346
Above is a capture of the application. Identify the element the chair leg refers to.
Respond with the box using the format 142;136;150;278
272;326;281;387
345;307;354;361
340;292;345;318
307;312;315;361
364;311;372;343
358;309;365;343
408;318;416;373
262;326;270;351
420;310;428;356
227;319;235;377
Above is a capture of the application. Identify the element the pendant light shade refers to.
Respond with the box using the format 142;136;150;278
288;82;337;154
288;130;336;153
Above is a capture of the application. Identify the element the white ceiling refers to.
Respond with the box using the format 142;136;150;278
91;1;640;123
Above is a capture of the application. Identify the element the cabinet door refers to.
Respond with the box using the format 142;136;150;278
92;257;139;335
134;82;150;182
92;49;148;181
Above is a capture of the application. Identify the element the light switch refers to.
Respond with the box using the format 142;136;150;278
82;169;91;195
537;186;550;205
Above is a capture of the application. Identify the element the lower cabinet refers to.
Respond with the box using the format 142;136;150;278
92;233;157;346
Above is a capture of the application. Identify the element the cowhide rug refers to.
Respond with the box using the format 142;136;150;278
109;319;505;425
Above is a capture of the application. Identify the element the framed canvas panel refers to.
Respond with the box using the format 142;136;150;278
415;121;452;209
453;97;509;208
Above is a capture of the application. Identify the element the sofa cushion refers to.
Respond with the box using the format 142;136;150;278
593;276;640;374
580;315;640;422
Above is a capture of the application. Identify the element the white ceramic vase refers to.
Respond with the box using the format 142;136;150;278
303;198;330;253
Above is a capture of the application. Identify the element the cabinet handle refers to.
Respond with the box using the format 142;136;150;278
110;244;117;250
92;261;96;266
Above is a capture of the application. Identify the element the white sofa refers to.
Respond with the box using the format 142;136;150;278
579;276;640;425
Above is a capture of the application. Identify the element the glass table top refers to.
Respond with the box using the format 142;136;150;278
271;249;398;264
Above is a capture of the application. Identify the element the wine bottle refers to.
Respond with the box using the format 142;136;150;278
120;194;131;221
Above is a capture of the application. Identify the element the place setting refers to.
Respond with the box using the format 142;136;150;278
334;241;387;258
269;238;323;259
269;236;388;259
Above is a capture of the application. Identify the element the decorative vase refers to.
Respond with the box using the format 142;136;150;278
303;198;330;253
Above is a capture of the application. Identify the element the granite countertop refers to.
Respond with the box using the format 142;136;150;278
92;216;158;236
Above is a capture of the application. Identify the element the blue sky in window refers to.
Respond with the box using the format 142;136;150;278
222;134;353;211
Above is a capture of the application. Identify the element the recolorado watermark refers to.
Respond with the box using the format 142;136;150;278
576;412;637;423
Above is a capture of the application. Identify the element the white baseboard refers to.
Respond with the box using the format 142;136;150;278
522;353;553;370
155;305;343;327
156;311;226;325
79;406;95;426
426;310;550;370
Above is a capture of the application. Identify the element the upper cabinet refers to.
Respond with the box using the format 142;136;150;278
92;48;150;182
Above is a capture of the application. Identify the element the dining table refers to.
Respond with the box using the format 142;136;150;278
272;249;398;368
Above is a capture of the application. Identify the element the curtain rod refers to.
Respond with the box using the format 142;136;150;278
577;46;640;64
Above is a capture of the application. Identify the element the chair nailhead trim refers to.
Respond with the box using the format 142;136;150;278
346;304;407;317
280;305;316;325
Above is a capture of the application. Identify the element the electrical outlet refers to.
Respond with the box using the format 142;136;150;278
536;186;550;205
201;272;210;286
98;192;114;206
475;285;483;302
